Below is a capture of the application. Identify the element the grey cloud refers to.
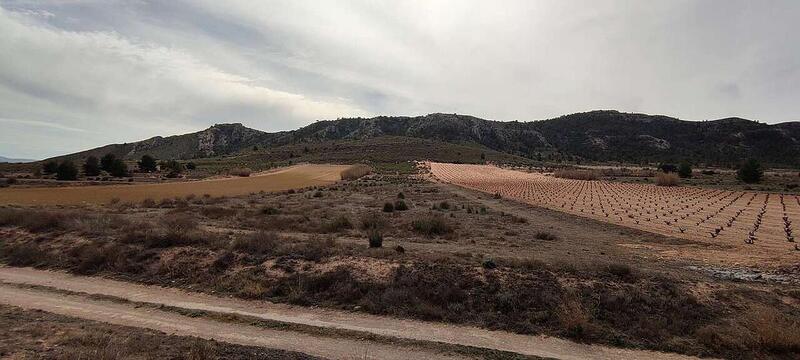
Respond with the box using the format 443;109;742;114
0;0;798;159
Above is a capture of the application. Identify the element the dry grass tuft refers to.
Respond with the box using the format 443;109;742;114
228;168;252;177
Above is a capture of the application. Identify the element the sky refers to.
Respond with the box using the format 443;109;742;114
0;1;798;159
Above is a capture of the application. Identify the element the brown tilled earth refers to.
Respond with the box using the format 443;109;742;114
430;162;800;269
0;164;799;359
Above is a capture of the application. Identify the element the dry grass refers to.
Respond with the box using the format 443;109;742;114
747;307;800;352
341;164;373;180
228;167;252;177
553;169;599;181
655;172;680;186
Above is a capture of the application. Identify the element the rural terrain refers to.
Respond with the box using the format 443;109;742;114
0;111;799;359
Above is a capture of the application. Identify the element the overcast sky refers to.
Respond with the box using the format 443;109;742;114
1;0;798;159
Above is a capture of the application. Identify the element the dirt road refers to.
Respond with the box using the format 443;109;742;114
0;266;703;360
0;164;348;205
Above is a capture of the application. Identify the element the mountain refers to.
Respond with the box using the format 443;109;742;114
51;110;800;167
0;156;36;163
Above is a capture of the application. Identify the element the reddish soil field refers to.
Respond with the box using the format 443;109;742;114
430;162;800;265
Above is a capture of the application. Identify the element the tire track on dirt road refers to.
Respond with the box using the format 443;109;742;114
0;266;703;360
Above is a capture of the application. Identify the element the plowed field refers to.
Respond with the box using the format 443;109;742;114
430;162;799;254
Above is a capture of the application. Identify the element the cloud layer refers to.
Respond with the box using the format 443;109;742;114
1;0;798;159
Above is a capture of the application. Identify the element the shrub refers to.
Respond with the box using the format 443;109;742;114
534;231;558;241
186;162;197;170
367;230;383;248
56;161;79;180
655;172;680;186
141;198;156;208
411;216;453;237
160;160;184;178
229;168;252;177
321;215;352;233
0;209;69;232
394;200;408;211
659;163;677;173
138;155;158;172
232;231;278;255
313;190;323;198
5;176;17;185
746;307;800;353
383;202;394;212
261;206;281;215
397;192;405;199
678;161;692;178
482;258;497;269
42;161;59;175
341;164;373;180
701;170;717;175
108;158;129;177
360;213;388;231
737;158;763;184
438;201;450;210
83;156;101;176
553;169;598;180
100;154;116;172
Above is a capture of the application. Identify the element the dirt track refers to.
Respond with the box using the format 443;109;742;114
0;164;348;205
0;266;702;360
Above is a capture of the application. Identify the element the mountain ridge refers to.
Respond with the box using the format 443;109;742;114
50;110;800;167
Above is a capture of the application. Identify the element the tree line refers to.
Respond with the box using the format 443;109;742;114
41;154;195;181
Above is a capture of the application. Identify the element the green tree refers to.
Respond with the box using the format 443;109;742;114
42;161;58;175
100;154;116;172
677;161;692;178
737;158;763;184
138;155;158;173
83;156;101;176
108;159;129;177
56;161;78;181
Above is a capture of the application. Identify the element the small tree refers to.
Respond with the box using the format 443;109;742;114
100;154;116;172
185;162;196;170
108;159;129;177
83;156;101;176
737;158;763;184
56;161;78;181
659;163;677;173
42;161;58;175
677;161;692;178
138;155;158;173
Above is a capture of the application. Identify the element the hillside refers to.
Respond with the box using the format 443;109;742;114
50;110;800;167
0;156;35;163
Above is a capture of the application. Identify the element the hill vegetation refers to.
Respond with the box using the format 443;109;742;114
40;110;800;168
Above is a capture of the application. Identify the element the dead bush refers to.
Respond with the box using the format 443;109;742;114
199;206;237;219
0;208;70;233
341;164;373;180
655;172;680;186
320;215;352;233
747;307;800;353
553;169;599;181
231;231;278;255
411;215;454;237
360;213;388;231
228;168;252;177
534;231;558;241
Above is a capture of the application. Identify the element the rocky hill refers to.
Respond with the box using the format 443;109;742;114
52;111;800;167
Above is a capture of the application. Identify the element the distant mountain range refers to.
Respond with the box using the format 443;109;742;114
51;110;800;167
0;156;36;163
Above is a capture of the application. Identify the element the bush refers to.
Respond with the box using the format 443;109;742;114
482;258;497;269
160;160;184;178
383;202;394;212
397;192;405;199
553;169;598;181
534;231;558;241
394;200;408;211
341;164;373;180
56;161;79;181
655;172;680;186
411;216;453;237
321;215;352;233
438;201;450;210
186;162;197;170
108;158;129;177
678;161;692;178
83;156;101;176
360;213;388;231
138;155;158;173
42;161;58;175
737;158;763;184
232;231;277;255
229;168;252;177
5;176;17;185
100;154;116;172
367;230;383;248
659;163;677;173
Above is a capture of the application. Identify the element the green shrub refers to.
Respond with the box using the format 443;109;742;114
83;156;101;176
368;230;383;248
383;202;394;212
678;161;692;178
138;155;158;172
737;158;763;184
394;200;408;211
56;161;79;181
